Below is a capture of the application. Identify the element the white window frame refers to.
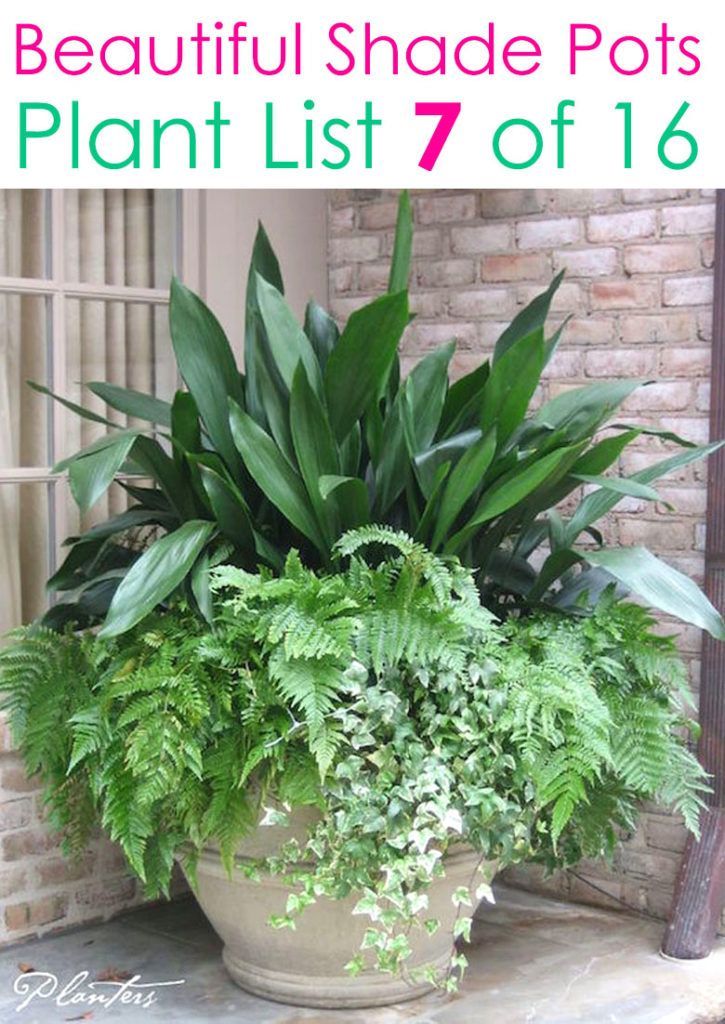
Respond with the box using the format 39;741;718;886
0;188;202;574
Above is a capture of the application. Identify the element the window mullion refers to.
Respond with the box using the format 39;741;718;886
49;190;68;566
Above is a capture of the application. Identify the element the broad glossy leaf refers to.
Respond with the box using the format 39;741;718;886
583;546;725;640
255;274;322;395
249;221;283;290
570;430;640;477
191;550;213;624
66;431;140;512
229;400;325;553
169;278;244;475
544;314;572;366
245;224;284;427
49;507;176;592
440;361;489;437
319;475;370;529
53;429;139;474
171;391;202;459
610;423;698;448
290;365;340;541
414;429;482;500
99;520;216;637
403;341;455;455
340;422;362;477
373;391;409;516
446;446;580;553
481;328;545;446
432;429;497;550
87;382;172;428
522;379;648;447
28;381;117;429
130;435;196;521
415;463;452;546
548;567;622;612
572;474;660;501
527;550;583;603
42;575;124;630
567;441;724;544
198;464;255;556
493;271;564;364
304;301;339;372
325;291;409;442
249;338;296;465
119;483;170;512
388;190;413;294
485;549;538;596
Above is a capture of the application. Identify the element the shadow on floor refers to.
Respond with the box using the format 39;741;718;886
0;885;723;1024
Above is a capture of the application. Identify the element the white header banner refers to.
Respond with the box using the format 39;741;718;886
0;0;723;186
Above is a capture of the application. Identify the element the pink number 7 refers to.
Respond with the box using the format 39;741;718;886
415;102;462;171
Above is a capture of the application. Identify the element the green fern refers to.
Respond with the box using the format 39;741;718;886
0;535;708;916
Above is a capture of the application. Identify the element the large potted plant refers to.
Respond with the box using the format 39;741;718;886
32;191;723;640
2;190;721;1007
0;530;708;1007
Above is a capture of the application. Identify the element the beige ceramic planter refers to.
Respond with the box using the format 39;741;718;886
182;807;494;1009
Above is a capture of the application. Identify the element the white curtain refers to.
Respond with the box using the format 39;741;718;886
0;190;175;633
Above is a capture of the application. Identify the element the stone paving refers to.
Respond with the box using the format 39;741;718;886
0;886;722;1023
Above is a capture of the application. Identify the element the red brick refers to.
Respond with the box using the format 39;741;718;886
624;243;699;275
0;761;40;794
620;313;695;344
623;381;693;412
415;193;476;224
702;237;715;269
516;217;581;249
554;247;618;277
618;519;693;551
3;828;64;862
5;893;68;932
0;866;28;899
479;190;544;218
408;292;443;319
0;719;15;753
480;253;551;282
588;210;657;243
541;350;583;379
584;349;656;378
659;346;711;377
358;201;399;230
329;265;354;293
328;205;354;233
36;853;97;888
622;189;688;204
0;798;33;832
591;280;660;310
547;190;619;213
517;281;584;313
448;288;514;318
565;317;616;346
417;259;476;288
357;262;391;291
451;223;512;254
329;235;380;264
73;876;137;910
663;276;713;307
657;488;707;515
407;321;478;352
661;204;716;236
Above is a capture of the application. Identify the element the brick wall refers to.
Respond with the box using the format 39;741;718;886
328;187;720;929
0;718;144;943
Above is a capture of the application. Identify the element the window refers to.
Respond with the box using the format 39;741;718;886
0;190;197;633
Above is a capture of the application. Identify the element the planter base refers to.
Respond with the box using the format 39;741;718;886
182;810;495;1010
222;945;449;1009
